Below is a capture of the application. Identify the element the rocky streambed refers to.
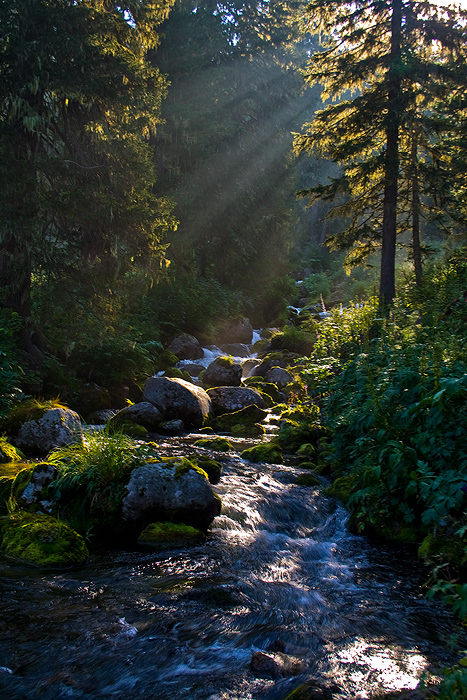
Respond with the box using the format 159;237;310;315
0;430;460;700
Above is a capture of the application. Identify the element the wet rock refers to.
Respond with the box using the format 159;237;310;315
86;409;116;425
218;317;253;344
249;352;301;378
168;334;204;360
220;343;251;357
250;651;307;678
241;358;261;378
157;419;186;436
210;404;267;433
13;463;57;512
183;363;205;377
202;357;242;387
241;441;283;464
122;459;221;532
16;408;83;455
138;522;204;549
142;376;212;429
281;680;335;700
109;401;163;431
265;366;294;388
207;386;265;414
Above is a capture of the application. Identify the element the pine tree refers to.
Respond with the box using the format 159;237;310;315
294;0;467;303
0;0;174;353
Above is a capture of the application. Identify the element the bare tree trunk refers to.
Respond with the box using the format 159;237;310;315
380;0;402;307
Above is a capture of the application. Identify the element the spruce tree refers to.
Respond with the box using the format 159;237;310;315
295;0;467;303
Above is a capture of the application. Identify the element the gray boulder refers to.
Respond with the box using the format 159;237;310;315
168;333;204;360
16;408;83;454
265;367;294;388
142;376;212;428
220;343;251;358
122;460;221;531
207;386;266;414
202;357;242;387
218;317;253;344
109;401;163;431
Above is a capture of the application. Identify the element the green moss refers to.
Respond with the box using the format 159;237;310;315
119;422;149;438
155;349;179;372
296;443;315;458
281;681;333;700
0;437;24;463
138;521;205;549
298;461;317;470
296;474;320;487
278;419;328;454
1;512;88;568
231;423;265;437
161;457;209;480
164;367;192;382
380;524;420;545
213;491;222;514
210;405;267;432
418;533;466;566
216;356;235;368
0;475;14;506
189;455;223;484
241;441;283;464
193;437;233;452
326;474;358;504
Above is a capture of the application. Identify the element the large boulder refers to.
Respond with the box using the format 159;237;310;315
220;343;251;358
16;408;83;454
122;459;221;532
202;357;242;387
168;333;204;360
265;367;294;389
218;317;253;345
108;401;163;431
142;376;212;428
207;386;266;414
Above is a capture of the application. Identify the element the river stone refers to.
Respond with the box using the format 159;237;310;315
210;404;267;432
108;401;163;431
16;408;83;454
217;317;253;344
250;651;307;678
202;357;242;387
168;333;204;360
122;461;220;531
157;419;186;436
207;387;266;414
265;367;294;388
242;358;260;378
220;343;251;358
142;376;212;428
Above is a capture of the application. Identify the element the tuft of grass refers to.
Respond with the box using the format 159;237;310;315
3;397;69;434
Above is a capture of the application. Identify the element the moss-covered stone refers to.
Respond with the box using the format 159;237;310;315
231;423;266;437
0;512;88;568
326;474;358;504
241;441;283;464
161;457;209;480
137;521;205;549
298;461;317;470
164;367;193;382
0;475;14;506
189;455;223;484
210;404;267;433
278;419;328;454
4;398;69;435
193;437;233;452
119;422;149;438
296;443;315;459
296;474;320;487
281;680;334;700
0;438;24;463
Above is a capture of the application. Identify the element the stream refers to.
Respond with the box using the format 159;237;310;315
0;433;460;700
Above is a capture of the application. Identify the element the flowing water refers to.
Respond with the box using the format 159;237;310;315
0;435;460;700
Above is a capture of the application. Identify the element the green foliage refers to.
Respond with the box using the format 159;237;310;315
270;326;316;355
0;310;24;421
0;436;24;463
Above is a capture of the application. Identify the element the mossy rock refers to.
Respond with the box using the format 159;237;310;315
278;420;328;454
0;512;88;568
155;349;179;372
418;533;466;568
189;455;223;484
3;398;69;435
137;521;205;549
193;437;233;452
251;382;283;404
164;367;193;382
298;461;317;470
119;422;149;439
0;475;14;506
282;680;334;700
296;474;320;487
161;457;209;480
326;474;358;504
231;423;265;437
210;404;267;433
296;443;315;459
0;438;24;464
241;442;283;464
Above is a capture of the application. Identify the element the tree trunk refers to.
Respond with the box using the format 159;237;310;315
380;0;402;306
411;133;423;286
